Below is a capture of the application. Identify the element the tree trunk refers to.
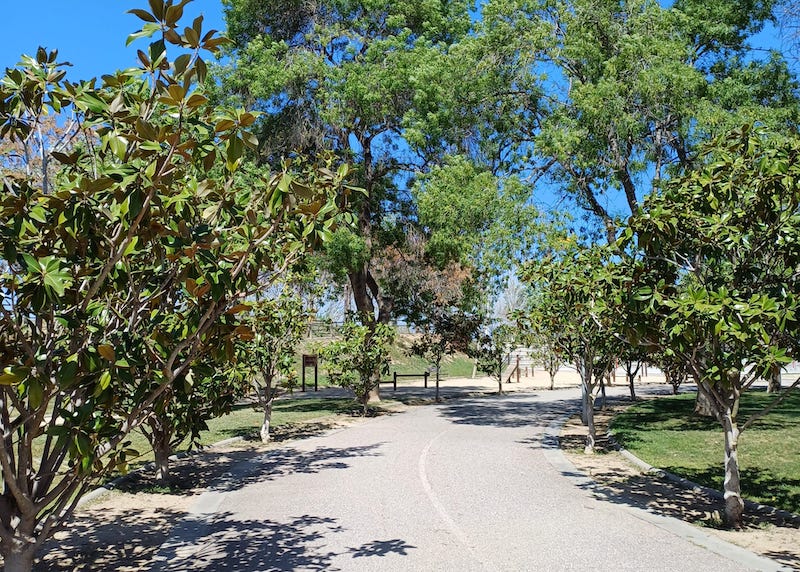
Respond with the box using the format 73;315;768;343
153;442;171;482
497;355;503;394
361;391;370;415
694;386;716;417
625;360;639;401
148;418;173;482
722;410;744;528
260;398;274;443
368;370;381;403
599;375;607;410
549;371;556;391
767;365;782;394
3;547;36;572
584;392;596;454
435;370;441;402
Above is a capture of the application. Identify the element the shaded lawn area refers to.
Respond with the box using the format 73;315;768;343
611;389;800;514
104;398;382;475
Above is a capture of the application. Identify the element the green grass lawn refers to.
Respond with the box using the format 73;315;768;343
611;390;800;514
294;333;477;387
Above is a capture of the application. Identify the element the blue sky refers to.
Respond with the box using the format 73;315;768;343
2;1;791;80
1;1;226;80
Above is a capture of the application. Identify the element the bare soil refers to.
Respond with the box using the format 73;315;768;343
561;405;800;571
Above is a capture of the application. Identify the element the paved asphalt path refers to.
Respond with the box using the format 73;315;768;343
149;387;784;571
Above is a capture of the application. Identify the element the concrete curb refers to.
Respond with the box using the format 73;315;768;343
544;411;791;572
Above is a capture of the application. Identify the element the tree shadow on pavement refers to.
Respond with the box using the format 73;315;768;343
561;410;800;569
116;443;385;496
570;468;800;568
157;513;343;571
157;515;417;571
37;442;392;571
347;538;416;558
35;505;187;571
436;395;578;429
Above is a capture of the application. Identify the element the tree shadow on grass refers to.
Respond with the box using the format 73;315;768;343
563;409;800;569
661;465;800;517
569;465;800;569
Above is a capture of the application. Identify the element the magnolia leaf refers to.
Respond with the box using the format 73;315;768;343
98;345;116;362
226;304;251;315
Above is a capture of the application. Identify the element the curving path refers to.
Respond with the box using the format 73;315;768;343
148;388;784;571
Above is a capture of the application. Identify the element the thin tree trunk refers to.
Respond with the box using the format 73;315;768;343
584;392;596;454
368;370;381;403
149;419;173;482
153;441;171;482
260;398;274;443
694;385;716;417
722;410;744;528
767;365;781;394
625;360;639;401
599;375;607;410
549;371;556;391
498;356;503;394
435;370;441;402
3;547;36;572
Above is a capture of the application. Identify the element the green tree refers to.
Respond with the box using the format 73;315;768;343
477;0;798;240
319;320;396;414
141;358;247;481
515;310;566;391
241;286;312;443
0;2;346;568
523;241;624;452
624;125;800;528
218;0;475;405
470;323;518;394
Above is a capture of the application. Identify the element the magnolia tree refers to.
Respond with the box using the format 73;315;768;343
409;310;482;402
0;2;348;569
623;125;800;528
470;323;517;395
523;242;623;452
241;287;311;443
514;306;566;391
141;358;247;481
319;320;395;414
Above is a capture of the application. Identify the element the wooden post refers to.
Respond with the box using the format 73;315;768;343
424;371;429;388
302;355;317;392
393;371;397;391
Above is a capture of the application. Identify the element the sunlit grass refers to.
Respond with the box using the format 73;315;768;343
611;390;800;514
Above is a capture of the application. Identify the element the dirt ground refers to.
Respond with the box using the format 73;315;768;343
28;394;800;571
561;406;800;571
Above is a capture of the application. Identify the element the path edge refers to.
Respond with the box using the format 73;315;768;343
541;412;791;572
